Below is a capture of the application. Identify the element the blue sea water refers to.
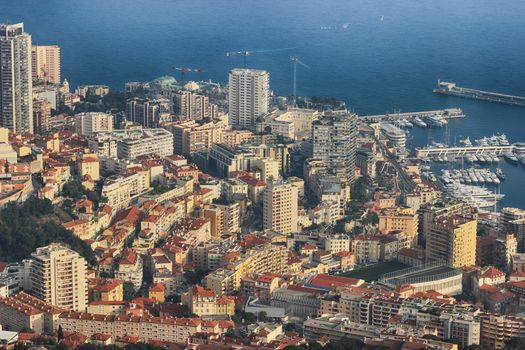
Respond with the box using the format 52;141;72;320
2;0;525;208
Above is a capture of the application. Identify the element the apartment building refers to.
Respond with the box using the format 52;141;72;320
0;292;64;334
182;285;235;317
263;181;298;235
0;23;33;134
101;170;150;210
171;90;218;120
31;45;61;84
115;249;143;291
205;243;288;295
58;311;203;344
228;69;269;129
28;244;88;312
379;207;419;247
312;112;358;184
426;215;477;268
75;112;114;136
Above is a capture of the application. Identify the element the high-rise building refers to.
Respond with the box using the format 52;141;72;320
312;112;358;184
263;180;298;235
126;98;169;127
31;45;61;84
28;243;88;311
228;68;269;129
0;23;33;134
171;90;218;120
426;215;477;268
418;199;475;245
75;112;114;136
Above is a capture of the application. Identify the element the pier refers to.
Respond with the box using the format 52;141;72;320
415;145;514;158
434;81;525;107
362;108;464;122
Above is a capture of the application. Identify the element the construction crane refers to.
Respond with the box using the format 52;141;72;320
290;56;310;103
226;47;293;68
173;67;206;82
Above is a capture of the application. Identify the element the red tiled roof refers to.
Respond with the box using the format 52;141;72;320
480;266;505;279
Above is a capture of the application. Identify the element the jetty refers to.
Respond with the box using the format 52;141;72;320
362;108;464;122
434;81;525;107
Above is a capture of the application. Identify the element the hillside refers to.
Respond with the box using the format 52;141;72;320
0;197;96;265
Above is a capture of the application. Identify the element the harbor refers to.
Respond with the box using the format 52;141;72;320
362;108;465;123
434;81;525;107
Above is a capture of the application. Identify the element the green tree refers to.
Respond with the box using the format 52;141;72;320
504;337;525;350
243;312;256;323
0;197;96;265
57;325;64;341
258;311;268;322
123;281;137;301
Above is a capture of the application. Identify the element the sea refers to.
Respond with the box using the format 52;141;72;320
2;0;525;209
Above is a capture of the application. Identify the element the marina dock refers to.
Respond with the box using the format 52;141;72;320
362;108;464;122
434;81;525;107
415;145;514;158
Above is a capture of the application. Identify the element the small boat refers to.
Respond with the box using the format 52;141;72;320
413;117;427;127
495;168;505;180
504;153;519;164
425;115;446;127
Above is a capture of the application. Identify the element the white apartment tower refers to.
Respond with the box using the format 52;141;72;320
29;243;88;312
228;68;269;129
0;23;33;134
263;180;298;235
75;112;114;136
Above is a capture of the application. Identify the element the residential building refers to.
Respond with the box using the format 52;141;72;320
115;249;143;290
170;90;217;120
77;153;100;182
204;243;288;295
379;207;419;247
426;215;477;268
28;244;88;312
126;98;169;128
167;118;227;157
31;45;60;84
311;112;357;184
228;68;269;129
263;181;298;235
58;311;204;344
182;285;235;317
75;85;109;98
101;171;150;210
0;23;33;134
75;112;114;136
0;292;63;334
32;98;52;134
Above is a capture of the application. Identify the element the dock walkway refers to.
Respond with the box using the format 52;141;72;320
434;81;525;107
362;108;464;122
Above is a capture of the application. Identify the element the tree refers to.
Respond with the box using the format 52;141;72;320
242;312;256;323
123;281;137;301
258;311;268;322
57;325;64;341
226;327;236;338
0;197;96;265
504;337;525;350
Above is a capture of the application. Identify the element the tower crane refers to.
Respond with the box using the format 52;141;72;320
226;47;293;68
290;56;310;103
173;67;206;82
